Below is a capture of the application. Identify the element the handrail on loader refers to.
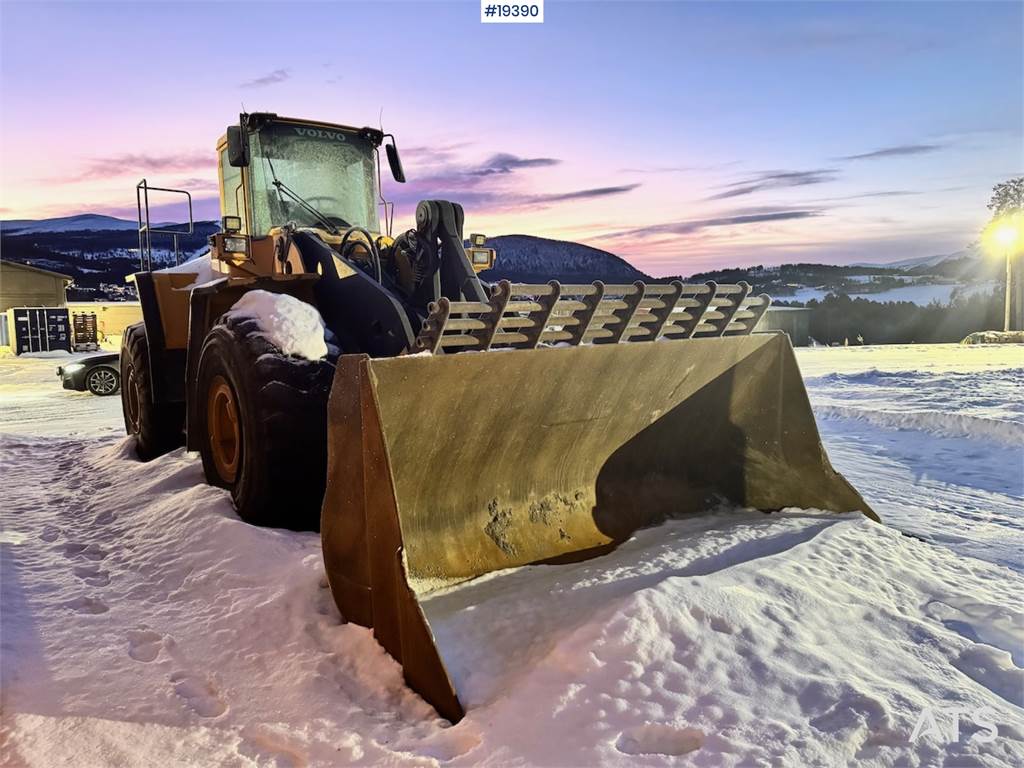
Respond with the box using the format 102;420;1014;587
136;179;194;271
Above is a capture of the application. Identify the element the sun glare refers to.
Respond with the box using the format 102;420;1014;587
985;214;1022;254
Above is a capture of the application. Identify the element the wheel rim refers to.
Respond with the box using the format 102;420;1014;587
88;368;118;394
208;374;240;483
126;367;141;429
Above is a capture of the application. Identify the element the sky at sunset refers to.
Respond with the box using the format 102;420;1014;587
1;1;1021;275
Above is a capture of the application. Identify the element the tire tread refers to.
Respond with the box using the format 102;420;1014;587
196;313;334;530
120;323;184;459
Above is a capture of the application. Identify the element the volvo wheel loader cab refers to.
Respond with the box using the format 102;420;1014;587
122;112;876;724
122;112;495;528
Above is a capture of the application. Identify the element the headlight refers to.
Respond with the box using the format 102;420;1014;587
224;236;248;254
64;363;85;374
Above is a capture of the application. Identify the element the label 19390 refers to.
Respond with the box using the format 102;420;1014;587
481;1;544;23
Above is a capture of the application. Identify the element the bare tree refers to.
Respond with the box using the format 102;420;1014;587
987;178;1023;331
988;177;1024;218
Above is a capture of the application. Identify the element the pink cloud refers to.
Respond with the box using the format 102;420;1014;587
68;151;212;182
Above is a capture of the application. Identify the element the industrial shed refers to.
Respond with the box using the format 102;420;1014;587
758;306;812;346
0;260;72;312
67;301;143;340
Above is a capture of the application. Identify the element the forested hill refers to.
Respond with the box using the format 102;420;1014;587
480;234;650;283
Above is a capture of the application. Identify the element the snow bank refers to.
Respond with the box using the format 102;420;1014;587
801;359;1023;446
795;342;1024;377
227;290;328;360
815;404;1024;446
962;331;1024;345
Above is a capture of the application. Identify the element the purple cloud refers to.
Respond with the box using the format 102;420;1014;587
470;153;560;175
528;184;640;204
595;209;823;241
239;68;290;88
708;169;837;200
839;144;942;161
69;152;211;181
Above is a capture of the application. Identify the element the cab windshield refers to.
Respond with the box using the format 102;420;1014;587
248;122;379;235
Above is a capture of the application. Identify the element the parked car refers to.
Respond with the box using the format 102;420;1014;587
57;353;121;396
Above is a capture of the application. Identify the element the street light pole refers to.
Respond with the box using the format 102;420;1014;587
1006;248;1012;332
990;215;1021;332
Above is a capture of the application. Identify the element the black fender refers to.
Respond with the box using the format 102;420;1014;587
292;231;418;357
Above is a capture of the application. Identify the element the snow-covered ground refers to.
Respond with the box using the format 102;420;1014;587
2;344;1022;766
799;345;1023;572
787;281;997;306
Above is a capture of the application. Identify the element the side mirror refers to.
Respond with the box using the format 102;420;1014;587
227;126;249;167
385;140;406;183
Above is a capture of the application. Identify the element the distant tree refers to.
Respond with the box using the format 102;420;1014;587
987;177;1024;218
804;289;1002;345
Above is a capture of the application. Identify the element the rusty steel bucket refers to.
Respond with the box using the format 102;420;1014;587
320;332;876;722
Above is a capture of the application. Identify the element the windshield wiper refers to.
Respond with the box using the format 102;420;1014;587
271;179;343;234
258;129;349;234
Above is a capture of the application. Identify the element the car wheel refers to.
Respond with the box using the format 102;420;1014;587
86;366;120;396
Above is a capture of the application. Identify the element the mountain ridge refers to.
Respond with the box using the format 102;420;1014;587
1;213;142;235
1;212;979;275
481;234;651;283
0;213;992;305
852;242;982;271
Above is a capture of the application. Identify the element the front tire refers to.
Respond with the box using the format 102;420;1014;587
196;313;335;531
121;323;185;459
86;366;120;396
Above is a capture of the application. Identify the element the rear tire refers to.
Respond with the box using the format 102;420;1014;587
121;323;185;459
196;313;335;531
86;366;120;396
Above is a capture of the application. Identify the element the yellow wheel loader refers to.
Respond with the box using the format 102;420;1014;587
122;112;876;723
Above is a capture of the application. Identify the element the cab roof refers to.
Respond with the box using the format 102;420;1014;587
233;113;384;146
